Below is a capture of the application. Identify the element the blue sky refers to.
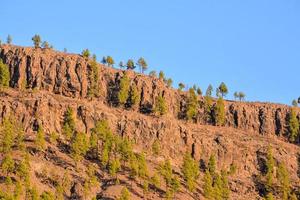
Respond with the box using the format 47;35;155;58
1;0;300;105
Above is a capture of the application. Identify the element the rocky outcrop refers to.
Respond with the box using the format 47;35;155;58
0;45;298;142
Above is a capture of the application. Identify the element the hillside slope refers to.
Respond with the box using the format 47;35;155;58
0;45;299;200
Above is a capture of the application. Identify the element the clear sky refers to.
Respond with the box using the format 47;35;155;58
1;0;300;105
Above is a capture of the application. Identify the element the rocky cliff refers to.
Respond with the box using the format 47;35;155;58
0;45;299;200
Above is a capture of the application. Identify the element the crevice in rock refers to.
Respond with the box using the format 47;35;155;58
275;109;282;136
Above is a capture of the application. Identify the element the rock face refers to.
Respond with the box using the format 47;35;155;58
0;45;298;139
0;45;299;199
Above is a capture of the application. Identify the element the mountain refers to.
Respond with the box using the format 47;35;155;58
0;44;299;200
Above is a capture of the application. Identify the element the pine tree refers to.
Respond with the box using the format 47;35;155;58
1;153;15;175
118;187;130;200
265;193;274;200
160;159;173;189
118;73;131;105
82;49;90;58
71;132;90;163
152;139;160;156
203;170;213;199
137;57;148;73
208;154;216;175
32;34;41;48
292;100;298;107
178;83;185;91
129;83;140;108
87;59;99;97
154;95;167;116
106;56;115;67
166;78;173;87
159;71;165;80
7;35;12;44
41;41;50;49
265;146;274;192
137;153;149;180
101;56;107;65
119;61;124;69
149;70;157;78
126;59;135;70
186;88;198;121
0;59;10;88
206;84;213;96
277;163;290;200
0;117;14;153
288;108;299;142
181;153;199;192
35;125;46;151
62;107;76;141
214;97;225;126
109;158;121;181
40;191;55;200
218;82;228;98
197;87;202;96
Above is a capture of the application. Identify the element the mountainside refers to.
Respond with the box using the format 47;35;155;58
0;45;299;200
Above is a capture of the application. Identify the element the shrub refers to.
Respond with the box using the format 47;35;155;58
159;71;165;80
166;78;173;87
71;132;90;163
118;187;130;200
214;97;225;126
288;108;299;142
186;88;198;121
62;107;76;141
87;59;99;97
35;125;46;151
181;153;199;192
129;83;140;108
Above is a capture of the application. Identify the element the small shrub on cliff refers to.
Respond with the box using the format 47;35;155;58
154;95;168;116
277;163;290;200
214;97;225;126
82;49;90;58
1;153;15;176
181;152;199;192
152;139;160;155
265;146;275;192
32;34;41;48
118;187;130;200
0;117;14;153
288;108;299;142
118;73;131;105
0;59;10;88
203;170;213;199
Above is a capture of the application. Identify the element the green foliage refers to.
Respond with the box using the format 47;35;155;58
62;107;76;141
288;108;299;142
214;97;225;126
137;153;149;180
126;59;135;70
208;154;216;175
109;158;121;178
35;125;46;151
159;71;165;80
152;139;160;156
186;88;198;121
203;170;213;199
151;172;161;189
41;41;50;49
265;146;274;192
119;61;124;69
149;70;157;78
197;87;202;96
160;159;173;186
0;117;14;153
217;82;228;98
1;153;15;175
71;132;90;163
118;73;131;105
106;56;115;67
87;59;99;97
206;84;213;96
166;78;173;87
181;153;199;192
14;180;23;200
16;153;30;184
40;191;55;200
82;49;90;58
118;187;130;200
0;59;10;87
265;193;274;200
87;165;98;187
129;83;140;108
27;186;39;200
7;35;12;44
277;163;290;200
154;95;167;116
137;57;148;73
32;34;41;48
49;131;59;145
234;91;246;101
178;83;185;91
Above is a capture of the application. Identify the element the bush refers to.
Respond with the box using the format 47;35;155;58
82;49;90;58
181;153;199;192
129;83;140;108
62;107;76;141
71;132;89;163
0;59;10;87
87;59;99;97
288;108;299;142
35;125;46;151
186;88;198;121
